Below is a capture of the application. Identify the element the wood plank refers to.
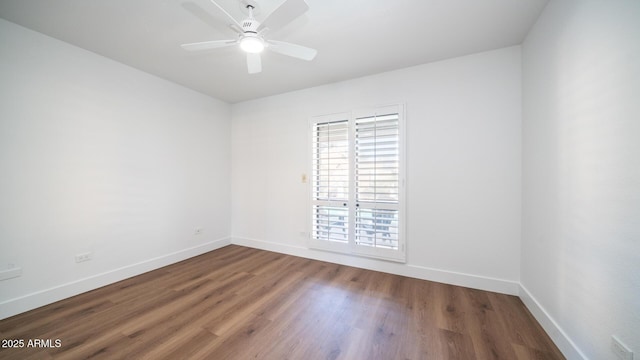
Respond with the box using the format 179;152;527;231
0;245;565;359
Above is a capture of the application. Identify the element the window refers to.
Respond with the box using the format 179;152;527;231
310;105;405;262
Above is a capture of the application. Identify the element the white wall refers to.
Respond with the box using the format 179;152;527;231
521;0;640;359
0;19;232;319
231;46;522;294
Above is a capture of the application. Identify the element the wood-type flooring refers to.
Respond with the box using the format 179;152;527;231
0;245;564;359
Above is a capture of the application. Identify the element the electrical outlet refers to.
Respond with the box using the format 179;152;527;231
612;336;633;360
75;252;92;263
301;173;307;183
194;227;203;235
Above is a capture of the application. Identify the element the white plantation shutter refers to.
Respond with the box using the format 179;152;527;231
311;114;349;244
354;111;400;251
309;105;405;262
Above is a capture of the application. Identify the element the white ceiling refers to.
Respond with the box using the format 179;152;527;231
0;0;548;103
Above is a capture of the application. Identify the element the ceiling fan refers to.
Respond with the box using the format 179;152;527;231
181;0;317;74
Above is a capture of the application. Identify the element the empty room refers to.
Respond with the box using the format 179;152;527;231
0;0;638;359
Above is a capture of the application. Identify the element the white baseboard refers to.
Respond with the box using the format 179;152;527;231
519;284;587;360
231;237;520;295
0;237;231;320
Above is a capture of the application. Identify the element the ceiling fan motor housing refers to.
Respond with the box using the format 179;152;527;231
242;5;261;34
242;18;260;33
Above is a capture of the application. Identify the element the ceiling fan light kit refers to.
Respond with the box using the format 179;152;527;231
181;0;317;74
239;35;264;53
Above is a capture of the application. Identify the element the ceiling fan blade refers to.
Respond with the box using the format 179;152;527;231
181;39;236;51
209;0;242;28
247;53;262;74
258;0;309;31
267;40;317;61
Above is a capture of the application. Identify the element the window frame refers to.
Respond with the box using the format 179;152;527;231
308;105;406;262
